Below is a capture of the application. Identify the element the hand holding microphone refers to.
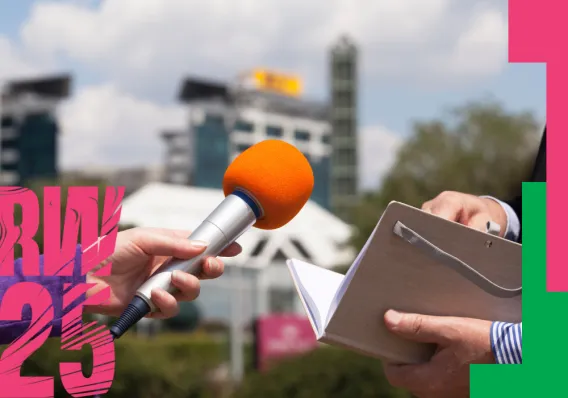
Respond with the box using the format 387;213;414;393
109;140;314;339
84;228;242;318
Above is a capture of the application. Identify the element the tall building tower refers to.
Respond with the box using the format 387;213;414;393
330;35;358;222
163;71;332;210
0;75;71;186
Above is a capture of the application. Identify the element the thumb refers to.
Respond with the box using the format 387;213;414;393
384;310;451;345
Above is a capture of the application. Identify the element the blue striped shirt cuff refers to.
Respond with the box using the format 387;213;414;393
490;322;522;364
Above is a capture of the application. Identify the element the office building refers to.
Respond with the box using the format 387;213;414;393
0;75;71;186
162;71;332;210
329;36;359;222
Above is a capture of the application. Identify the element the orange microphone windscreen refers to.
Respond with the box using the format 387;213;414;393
223;139;314;230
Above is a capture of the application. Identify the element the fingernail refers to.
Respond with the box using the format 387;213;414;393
385;310;402;326
152;288;166;299
172;270;186;283
190;240;208;248
209;258;220;273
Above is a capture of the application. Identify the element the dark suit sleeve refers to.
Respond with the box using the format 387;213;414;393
505;195;522;226
502;127;546;244
504;195;522;243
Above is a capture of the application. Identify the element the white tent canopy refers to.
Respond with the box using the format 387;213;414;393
119;182;355;270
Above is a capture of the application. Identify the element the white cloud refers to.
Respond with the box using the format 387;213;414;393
359;125;403;190
434;7;508;82
20;0;509;98
1;0;507;170
0;35;41;83
58;84;186;169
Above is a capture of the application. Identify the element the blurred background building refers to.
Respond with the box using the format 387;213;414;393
329;36;359;222
0;39;362;345
163;70;333;210
0;75;71;186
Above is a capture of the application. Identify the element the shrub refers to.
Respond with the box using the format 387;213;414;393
234;347;412;398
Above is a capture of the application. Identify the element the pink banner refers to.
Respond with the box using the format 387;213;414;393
254;314;317;371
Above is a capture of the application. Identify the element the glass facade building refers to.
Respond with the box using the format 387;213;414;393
0;112;59;186
305;153;331;210
192;113;230;189
167;82;333;210
0;76;70;187
329;35;359;222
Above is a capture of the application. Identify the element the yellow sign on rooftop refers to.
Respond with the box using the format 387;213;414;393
250;69;303;97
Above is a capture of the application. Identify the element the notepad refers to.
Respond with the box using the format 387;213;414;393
287;201;522;365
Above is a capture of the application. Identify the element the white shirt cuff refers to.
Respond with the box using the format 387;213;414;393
480;196;521;242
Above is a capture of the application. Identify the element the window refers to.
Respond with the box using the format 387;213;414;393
336;177;356;195
1;127;18;141
170;154;187;166
266;125;283;138
236;143;251;153
311;156;331;210
336;148;355;165
205;114;225;126
18;113;58;184
173;135;188;149
294;130;310;141
234;119;254;133
170;172;188;185
333;60;353;80
0;172;19;185
1;116;14;129
332;120;353;138
1;149;19;164
193;117;229;189
333;90;352;108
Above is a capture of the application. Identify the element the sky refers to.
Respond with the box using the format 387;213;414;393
0;0;546;190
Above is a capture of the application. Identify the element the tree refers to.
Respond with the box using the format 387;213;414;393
351;99;541;250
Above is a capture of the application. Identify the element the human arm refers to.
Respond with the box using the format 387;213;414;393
421;191;521;242
0;227;241;344
382;311;519;397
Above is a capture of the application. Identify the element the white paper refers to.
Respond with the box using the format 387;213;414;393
286;259;345;337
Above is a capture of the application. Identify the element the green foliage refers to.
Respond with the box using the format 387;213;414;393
351;100;541;250
21;333;223;398
333;264;350;275
234;347;411;398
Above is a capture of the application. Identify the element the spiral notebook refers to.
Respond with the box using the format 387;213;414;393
287;201;522;364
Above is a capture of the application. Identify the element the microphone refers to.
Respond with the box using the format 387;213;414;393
109;139;314;339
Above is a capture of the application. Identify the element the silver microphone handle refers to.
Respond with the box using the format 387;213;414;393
135;194;257;312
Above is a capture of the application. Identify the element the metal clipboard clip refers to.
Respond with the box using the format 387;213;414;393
393;221;522;299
